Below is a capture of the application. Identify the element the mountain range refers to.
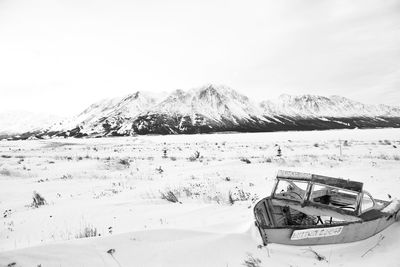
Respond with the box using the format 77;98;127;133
0;111;63;136
2;84;400;139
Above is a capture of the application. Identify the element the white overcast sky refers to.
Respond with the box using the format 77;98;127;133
0;0;399;116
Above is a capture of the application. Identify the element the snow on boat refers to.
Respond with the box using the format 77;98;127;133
254;170;400;245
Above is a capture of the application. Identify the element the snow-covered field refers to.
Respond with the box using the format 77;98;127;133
0;128;400;267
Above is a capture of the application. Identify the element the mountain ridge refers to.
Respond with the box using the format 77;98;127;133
0;111;64;136
2;84;400;139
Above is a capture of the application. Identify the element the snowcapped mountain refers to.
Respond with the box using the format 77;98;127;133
47;91;164;137
132;84;274;134
8;85;400;139
261;94;400;118
150;84;267;121
0;111;64;136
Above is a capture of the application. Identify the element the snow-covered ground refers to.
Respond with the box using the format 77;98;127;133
0;128;399;267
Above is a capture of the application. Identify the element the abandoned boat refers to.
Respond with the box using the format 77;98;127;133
254;170;400;245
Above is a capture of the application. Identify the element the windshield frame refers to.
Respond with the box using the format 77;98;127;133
271;178;311;202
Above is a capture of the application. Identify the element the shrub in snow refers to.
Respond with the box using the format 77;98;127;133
242;253;262;267
3;209;12;218
162;148;168;158
277;147;282;157
228;191;235;205
76;225;99;239
182;187;193;197
118;158;130;167
307;247;327;262
160;190;181;203
378;154;391;160
228;188;251;205
188;151;200;161
383;140;392;145
31;191;47;208
155;166;164;174
240;157;251;164
60;174;72;180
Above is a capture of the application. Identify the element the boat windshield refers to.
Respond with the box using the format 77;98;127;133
360;192;375;212
310;184;358;211
273;179;308;201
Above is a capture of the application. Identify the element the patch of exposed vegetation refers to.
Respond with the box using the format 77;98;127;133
31;191;47;208
76;225;99;238
160;190;181;203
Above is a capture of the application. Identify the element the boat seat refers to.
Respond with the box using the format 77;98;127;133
313;195;331;205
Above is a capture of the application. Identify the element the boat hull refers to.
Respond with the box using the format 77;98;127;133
257;214;397;245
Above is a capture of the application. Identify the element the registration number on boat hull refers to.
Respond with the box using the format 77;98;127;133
291;226;343;240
